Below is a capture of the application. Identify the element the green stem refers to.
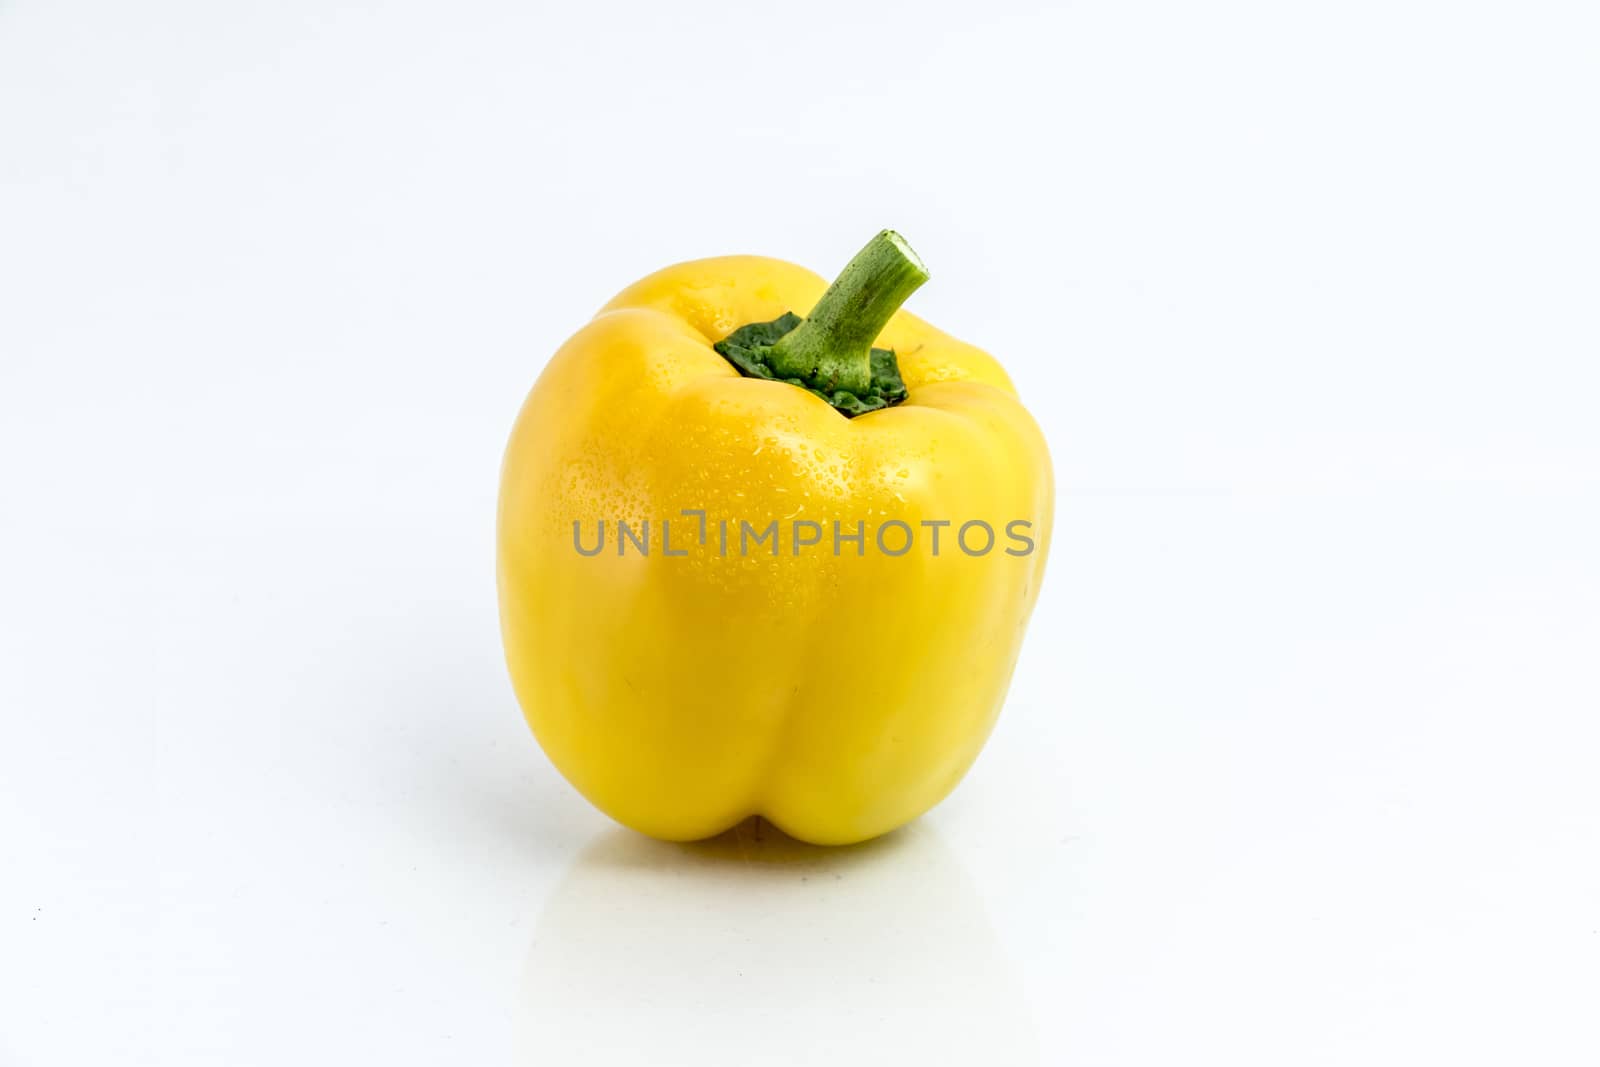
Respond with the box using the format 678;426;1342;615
767;230;929;395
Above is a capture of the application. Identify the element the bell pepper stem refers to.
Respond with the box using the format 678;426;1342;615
767;230;929;396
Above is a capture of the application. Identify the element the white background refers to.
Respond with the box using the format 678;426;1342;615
3;1;1597;1063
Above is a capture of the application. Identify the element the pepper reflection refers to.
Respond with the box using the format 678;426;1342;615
519;818;1036;1065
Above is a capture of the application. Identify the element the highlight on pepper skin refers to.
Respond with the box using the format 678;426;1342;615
497;230;1053;846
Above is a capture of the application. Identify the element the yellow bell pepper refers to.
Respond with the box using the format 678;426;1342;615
498;231;1052;845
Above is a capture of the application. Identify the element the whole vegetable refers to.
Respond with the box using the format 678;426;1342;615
498;231;1052;844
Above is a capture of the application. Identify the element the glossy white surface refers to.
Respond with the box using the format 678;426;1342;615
3;1;1598;1064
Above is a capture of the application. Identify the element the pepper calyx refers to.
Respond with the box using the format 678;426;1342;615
715;313;909;418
